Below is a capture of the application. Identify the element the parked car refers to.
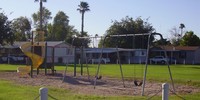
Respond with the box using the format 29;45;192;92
88;58;110;64
149;56;168;64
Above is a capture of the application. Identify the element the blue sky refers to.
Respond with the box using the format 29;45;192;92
1;0;200;39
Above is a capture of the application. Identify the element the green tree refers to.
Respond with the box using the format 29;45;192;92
34;0;47;30
71;32;90;48
0;12;14;45
47;11;69;41
100;16;154;49
180;31;200;46
32;7;52;31
153;38;171;46
169;27;181;46
11;16;31;41
179;23;185;37
64;25;79;44
77;1;90;37
170;23;186;46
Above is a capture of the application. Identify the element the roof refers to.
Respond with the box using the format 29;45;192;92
0;41;71;48
82;48;146;53
153;46;200;51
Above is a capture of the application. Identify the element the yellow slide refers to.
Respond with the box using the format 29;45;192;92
17;42;44;77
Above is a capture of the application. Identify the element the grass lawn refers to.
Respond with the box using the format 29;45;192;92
0;64;200;100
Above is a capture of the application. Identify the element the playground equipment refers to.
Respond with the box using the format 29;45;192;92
142;33;175;96
73;36;102;76
63;35;103;82
17;31;51;77
63;37;92;82
62;40;76;82
93;32;175;96
17;42;44;77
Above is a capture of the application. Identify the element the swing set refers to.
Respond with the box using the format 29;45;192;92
62;36;103;82
93;32;175;96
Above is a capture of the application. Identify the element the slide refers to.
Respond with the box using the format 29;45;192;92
17;42;44;77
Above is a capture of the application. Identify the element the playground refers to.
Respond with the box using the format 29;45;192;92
0;32;199;99
0;64;200;99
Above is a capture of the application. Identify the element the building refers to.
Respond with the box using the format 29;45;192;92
151;46;200;64
0;41;74;64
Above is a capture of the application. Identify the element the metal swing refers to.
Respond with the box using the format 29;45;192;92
141;32;175;96
94;33;151;88
132;35;144;87
93;34;125;89
62;37;90;82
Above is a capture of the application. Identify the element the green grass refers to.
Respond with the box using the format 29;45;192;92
0;64;200;99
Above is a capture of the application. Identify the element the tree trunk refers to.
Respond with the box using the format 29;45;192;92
81;12;84;37
40;1;43;30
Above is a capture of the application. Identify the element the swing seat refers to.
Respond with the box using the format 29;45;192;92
134;80;143;86
95;75;102;80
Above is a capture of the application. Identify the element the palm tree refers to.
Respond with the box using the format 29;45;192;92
77;1;90;75
34;0;47;30
179;23;185;37
77;1;90;37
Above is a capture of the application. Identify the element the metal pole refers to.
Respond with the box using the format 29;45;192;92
31;31;34;78
142;33;175;96
164;49;175;92
94;36;107;89
86;54;90;81
141;33;151;96
40;0;43;30
44;42;47;75
52;47;55;75
116;46;125;87
74;47;76;77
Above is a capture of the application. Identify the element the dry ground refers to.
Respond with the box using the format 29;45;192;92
0;70;199;97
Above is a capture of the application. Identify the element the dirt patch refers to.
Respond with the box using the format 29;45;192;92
0;71;199;97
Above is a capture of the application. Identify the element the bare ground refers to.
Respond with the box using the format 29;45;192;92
0;70;199;97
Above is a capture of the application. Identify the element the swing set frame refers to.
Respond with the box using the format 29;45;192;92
93;32;175;96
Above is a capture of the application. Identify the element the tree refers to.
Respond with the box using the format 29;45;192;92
100;16;154;49
169;24;186;46
32;7;52;31
153;38;171;46
47;11;69;41
77;1;90;37
46;11;85;46
169;27;180;46
180;31;200;46
34;0;47;30
11;16;31;41
0;12;14;45
179;23;185;37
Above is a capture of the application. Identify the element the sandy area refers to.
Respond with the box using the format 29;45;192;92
0;70;199;97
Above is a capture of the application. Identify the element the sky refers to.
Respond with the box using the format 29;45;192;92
1;0;200;39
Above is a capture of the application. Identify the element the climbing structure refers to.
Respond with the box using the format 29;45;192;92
17;42;44;77
17;31;45;77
